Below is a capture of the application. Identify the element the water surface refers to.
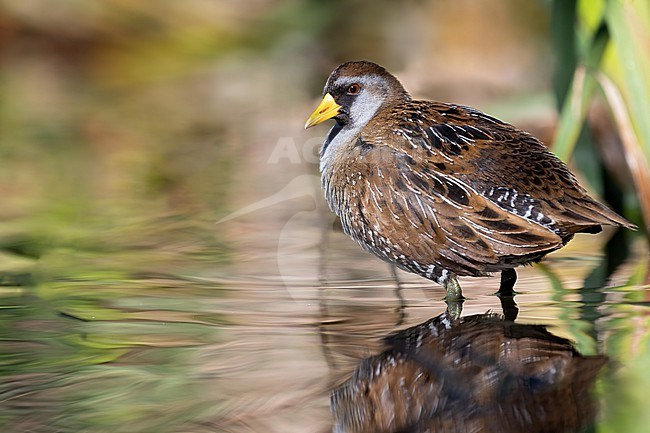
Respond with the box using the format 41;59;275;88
0;187;648;432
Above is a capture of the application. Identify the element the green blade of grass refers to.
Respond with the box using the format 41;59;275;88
552;22;609;161
604;0;650;164
596;72;650;234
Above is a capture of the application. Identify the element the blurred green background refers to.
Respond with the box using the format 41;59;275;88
0;1;648;432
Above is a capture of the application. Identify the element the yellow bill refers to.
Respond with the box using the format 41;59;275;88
304;93;341;129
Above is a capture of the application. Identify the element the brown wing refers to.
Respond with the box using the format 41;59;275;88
376;101;635;238
353;144;562;276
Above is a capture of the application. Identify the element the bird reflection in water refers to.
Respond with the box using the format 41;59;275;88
331;313;606;433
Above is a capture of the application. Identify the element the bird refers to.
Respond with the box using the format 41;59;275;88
304;61;636;301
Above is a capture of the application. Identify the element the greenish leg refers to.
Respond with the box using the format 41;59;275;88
443;275;464;320
445;298;463;320
443;276;464;301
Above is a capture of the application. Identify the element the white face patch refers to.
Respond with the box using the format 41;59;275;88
335;75;387;128
320;75;388;174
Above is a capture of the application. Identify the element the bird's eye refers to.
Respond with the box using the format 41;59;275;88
347;83;361;95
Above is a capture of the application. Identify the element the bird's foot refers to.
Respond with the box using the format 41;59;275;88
497;268;517;297
496;268;518;321
443;276;464;301
445;297;464;320
443;276;464;320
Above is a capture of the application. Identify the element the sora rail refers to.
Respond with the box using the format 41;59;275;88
305;61;635;301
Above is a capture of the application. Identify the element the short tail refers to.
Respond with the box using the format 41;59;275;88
561;194;637;235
